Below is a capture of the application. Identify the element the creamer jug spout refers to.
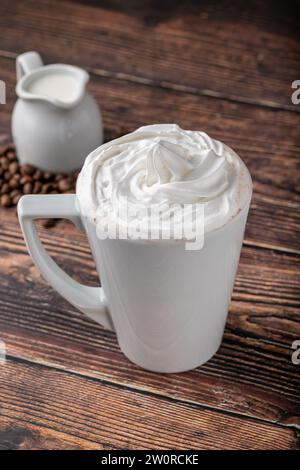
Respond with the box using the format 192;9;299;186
16;51;89;109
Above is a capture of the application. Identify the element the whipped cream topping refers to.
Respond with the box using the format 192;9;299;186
77;124;252;237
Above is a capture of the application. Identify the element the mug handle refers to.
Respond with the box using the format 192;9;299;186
18;194;114;331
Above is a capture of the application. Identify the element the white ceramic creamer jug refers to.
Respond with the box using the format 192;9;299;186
12;51;103;173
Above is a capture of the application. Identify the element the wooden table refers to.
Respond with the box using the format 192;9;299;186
0;0;299;450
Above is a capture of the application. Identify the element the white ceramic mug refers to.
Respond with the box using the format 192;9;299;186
18;180;251;373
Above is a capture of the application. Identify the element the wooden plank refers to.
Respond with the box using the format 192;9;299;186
1;211;299;310
0;358;299;450
0;0;299;109
0;0;298;451
0;419;93;450
0;56;299;252
0;212;299;428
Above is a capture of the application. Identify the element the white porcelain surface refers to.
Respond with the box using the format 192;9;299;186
84;205;250;372
12;51;103;173
18;191;251;373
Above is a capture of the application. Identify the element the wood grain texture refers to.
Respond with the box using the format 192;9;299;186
0;210;299;430
0;0;299;110
1;358;299;450
0;56;299;253
0;0;299;450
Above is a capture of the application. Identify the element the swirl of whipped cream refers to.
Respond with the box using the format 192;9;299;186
77;124;252;236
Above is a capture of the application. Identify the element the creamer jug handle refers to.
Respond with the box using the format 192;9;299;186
16;51;43;81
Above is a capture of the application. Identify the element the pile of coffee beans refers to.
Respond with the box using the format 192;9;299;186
0;146;79;208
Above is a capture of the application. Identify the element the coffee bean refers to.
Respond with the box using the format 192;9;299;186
0;156;9;170
12;173;21;182
58;178;72;192
41;182;53;194
0;194;12;207
33;170;43;181
71;173;79;184
0;145;79;207
33;181;42;194
0;182;9;194
9;161;19;174
5;149;16;161
9;178;20;189
55;173;66;182
10;189;21;198
21;163;35;175
43;171;53;181
12;193;22;205
20;175;32;185
23;182;33;194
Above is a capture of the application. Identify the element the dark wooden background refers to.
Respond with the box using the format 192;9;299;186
0;0;299;450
